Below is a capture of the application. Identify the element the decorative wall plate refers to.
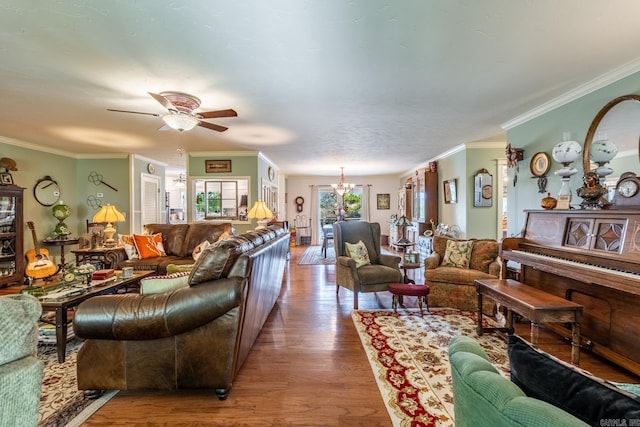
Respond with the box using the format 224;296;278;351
530;152;551;177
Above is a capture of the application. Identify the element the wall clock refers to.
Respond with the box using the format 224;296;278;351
295;196;304;213
268;166;275;181
147;163;156;174
34;175;61;206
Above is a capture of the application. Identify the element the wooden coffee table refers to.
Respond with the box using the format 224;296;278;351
39;270;154;362
475;278;583;365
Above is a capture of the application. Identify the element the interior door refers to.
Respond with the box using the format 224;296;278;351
141;174;161;227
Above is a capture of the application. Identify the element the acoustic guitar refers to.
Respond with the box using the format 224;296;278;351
25;221;57;279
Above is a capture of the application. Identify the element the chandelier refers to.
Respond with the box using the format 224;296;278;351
173;173;186;188
332;167;354;197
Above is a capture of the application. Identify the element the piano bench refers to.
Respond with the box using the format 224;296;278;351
475;278;584;366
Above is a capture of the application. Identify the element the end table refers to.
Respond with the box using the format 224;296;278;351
71;247;126;270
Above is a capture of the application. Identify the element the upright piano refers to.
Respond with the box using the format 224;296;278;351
501;209;640;375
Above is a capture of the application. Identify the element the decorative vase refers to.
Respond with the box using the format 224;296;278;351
541;193;557;210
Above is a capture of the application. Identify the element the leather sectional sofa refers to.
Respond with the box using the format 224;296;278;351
73;225;290;400
117;222;233;274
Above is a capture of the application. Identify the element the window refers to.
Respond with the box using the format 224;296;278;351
194;178;249;221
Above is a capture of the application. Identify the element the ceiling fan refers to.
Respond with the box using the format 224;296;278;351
108;91;237;132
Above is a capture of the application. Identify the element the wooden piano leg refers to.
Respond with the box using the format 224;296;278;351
571;322;581;366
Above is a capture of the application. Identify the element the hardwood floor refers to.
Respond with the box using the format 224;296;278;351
75;246;639;425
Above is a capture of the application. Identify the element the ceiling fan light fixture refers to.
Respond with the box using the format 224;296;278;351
162;113;199;131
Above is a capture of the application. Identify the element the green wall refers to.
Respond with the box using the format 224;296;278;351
400;143;504;239
506;71;640;235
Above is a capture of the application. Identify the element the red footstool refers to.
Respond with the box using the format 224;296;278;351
388;282;430;316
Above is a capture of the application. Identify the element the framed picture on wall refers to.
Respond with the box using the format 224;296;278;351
377;193;391;210
444;179;457;204
205;159;232;173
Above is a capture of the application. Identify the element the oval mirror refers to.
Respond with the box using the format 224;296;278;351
582;94;640;173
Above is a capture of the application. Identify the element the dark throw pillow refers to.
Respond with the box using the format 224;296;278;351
508;334;640;425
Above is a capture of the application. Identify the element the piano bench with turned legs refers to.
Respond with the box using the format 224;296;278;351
475;278;584;366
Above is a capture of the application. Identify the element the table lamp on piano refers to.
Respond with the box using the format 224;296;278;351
92;204;125;247
552;136;582;209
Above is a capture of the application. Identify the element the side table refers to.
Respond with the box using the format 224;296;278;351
71;247;126;270
43;238;79;269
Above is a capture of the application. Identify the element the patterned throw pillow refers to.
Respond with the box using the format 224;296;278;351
140;272;190;295
119;234;139;260
192;240;212;261
133;233;166;259
345;240;371;268
441;239;474;268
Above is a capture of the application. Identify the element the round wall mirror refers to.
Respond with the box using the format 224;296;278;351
582;94;640;173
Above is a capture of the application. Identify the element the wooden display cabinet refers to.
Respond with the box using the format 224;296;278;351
412;170;438;234
0;186;24;287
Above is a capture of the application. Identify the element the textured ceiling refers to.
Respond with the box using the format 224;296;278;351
2;1;640;177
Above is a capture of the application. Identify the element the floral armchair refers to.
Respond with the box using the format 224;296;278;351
424;236;501;312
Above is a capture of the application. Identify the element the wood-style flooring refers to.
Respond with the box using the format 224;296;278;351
61;246;640;425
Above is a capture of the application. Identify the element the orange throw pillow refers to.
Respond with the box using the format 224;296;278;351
133;233;166;259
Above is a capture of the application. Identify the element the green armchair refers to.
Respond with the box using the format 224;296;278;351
0;294;44;427
333;221;402;309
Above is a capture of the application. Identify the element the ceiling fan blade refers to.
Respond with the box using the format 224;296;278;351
198;121;228;132
107;109;160;117
148;92;175;111
198;109;238;119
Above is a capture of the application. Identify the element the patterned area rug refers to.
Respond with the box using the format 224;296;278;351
39;338;117;426
351;308;509;427
297;245;336;265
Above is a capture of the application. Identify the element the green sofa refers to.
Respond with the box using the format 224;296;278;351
448;335;587;427
0;294;44;427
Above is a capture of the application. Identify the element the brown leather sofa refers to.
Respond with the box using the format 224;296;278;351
117;222;233;274
73;225;289;400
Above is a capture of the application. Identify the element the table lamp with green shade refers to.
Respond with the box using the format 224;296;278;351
247;200;273;229
92;204;125;247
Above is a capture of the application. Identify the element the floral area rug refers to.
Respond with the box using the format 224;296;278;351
351;308;510;427
39;338;117;426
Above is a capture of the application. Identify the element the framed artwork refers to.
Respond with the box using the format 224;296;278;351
403;252;420;267
0;173;13;185
205;159;232;173
377;193;391;210
444;179;457;204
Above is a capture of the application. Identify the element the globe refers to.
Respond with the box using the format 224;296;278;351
590;139;618;164
54;222;70;237
552;140;583;165
52;203;71;220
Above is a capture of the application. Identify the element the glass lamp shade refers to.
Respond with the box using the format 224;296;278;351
162;113;199;131
590;139;618;164
92;204;125;247
552;140;583;165
247;201;273;228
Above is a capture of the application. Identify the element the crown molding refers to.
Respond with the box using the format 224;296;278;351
0;135;76;158
501;57;640;130
188;150;260;158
